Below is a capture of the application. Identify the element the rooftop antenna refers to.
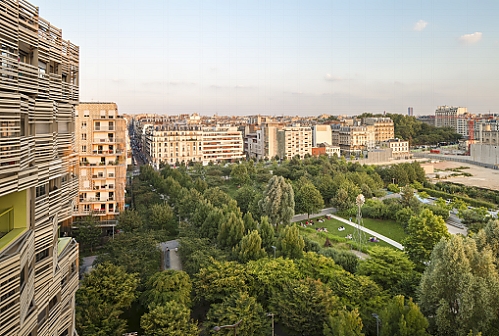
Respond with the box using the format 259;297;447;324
353;194;366;252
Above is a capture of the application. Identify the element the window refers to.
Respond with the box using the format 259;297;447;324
81;133;87;140
81;145;86;152
35;248;49;262
81;121;87;128
36;185;46;198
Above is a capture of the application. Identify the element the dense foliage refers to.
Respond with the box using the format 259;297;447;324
76;157;498;336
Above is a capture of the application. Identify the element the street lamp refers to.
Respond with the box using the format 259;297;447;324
267;313;275;336
212;320;242;336
271;246;276;259
372;313;380;336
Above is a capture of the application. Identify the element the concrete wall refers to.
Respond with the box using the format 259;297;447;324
470;144;499;167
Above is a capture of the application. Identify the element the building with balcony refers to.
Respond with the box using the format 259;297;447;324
277;126;312;160
382;138;411;159
202;126;244;163
0;1;80;335
74;103;127;225
435;106;468;129
363;117;394;143
144;125;203;168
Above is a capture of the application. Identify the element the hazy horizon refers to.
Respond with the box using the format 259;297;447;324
36;0;499;116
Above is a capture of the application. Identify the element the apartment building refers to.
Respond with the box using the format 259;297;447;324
382;138;410;159
202;126;244;163
74;103;127;225
255;123;280;160
363;117;394;142
312;143;340;157
0;2;79;335
435;106;468;129
144;125;203;168
312;124;332;147
332;125;374;153
277;126;312;160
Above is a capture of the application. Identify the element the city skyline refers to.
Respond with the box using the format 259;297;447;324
36;0;499;116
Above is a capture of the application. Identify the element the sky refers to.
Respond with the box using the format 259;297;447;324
35;0;499;116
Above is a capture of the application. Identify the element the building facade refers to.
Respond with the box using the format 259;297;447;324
202;127;244;163
435;106;468;129
74;103;127;226
363;117;394;143
0;2;79;335
144;125;203;168
382;138;410;159
277;126;312;159
312;124;332;147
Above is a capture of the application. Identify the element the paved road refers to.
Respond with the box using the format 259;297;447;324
159;240;182;271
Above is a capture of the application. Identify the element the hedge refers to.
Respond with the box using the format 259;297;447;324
417;187;497;209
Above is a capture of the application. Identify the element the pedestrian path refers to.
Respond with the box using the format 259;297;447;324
329;214;404;250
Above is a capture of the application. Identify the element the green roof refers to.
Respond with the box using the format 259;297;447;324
57;237;72;256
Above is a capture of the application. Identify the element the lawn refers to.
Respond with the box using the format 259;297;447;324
296;216;398;251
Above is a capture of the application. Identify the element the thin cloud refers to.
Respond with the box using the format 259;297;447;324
169;81;197;86
413;20;428;31
459;32;483;44
324;74;345;82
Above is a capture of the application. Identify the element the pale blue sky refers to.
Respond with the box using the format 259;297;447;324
36;0;499;116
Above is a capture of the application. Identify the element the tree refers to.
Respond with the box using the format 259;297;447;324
96;232;161;281
117;210;144;233
419;235;499;335
204;187;233;209
243;212;258;232
395;207;414;229
324;309;364;336
356;246;415;291
218;211;245;250
230;164;251;185
77;216;102;253
205;292;269;336
277;225;305;259
332;180;361;211
402;209;450;267
259;175;295;227
200;208;224;241
295;182;324;219
234;230;267;263
270;277;340;336
141;270;192;308
193;176;208;193
76;263;139;336
400;185;415;207
149;203;176;234
141;302;199;336
258;216;275;252
380;295;429;336
235;185;258;214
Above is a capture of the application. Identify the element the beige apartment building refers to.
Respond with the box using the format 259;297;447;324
277;126;312;159
382;138;410;159
74;103;127;225
363;117;394;142
144;125;203;168
0;2;80;335
332;125;374;153
202;126;244;163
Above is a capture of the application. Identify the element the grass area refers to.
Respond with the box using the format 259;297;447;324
354;217;406;243
296;216;398;251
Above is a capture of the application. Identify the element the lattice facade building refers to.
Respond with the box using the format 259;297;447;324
0;1;79;335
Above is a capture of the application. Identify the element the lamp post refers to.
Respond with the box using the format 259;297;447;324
267;313;275;336
212;320;242;336
372;313;380;336
271;246;276;259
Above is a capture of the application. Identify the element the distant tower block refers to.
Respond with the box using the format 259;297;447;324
353;194;366;252
408;107;414;116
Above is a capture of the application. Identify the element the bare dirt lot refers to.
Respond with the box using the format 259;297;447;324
428;161;499;191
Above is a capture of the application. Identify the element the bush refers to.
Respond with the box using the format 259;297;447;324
319;248;359;273
387;183;400;193
417;187;496;209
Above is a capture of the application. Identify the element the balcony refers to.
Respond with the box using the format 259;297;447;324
93;138;123;144
94;126;115;131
